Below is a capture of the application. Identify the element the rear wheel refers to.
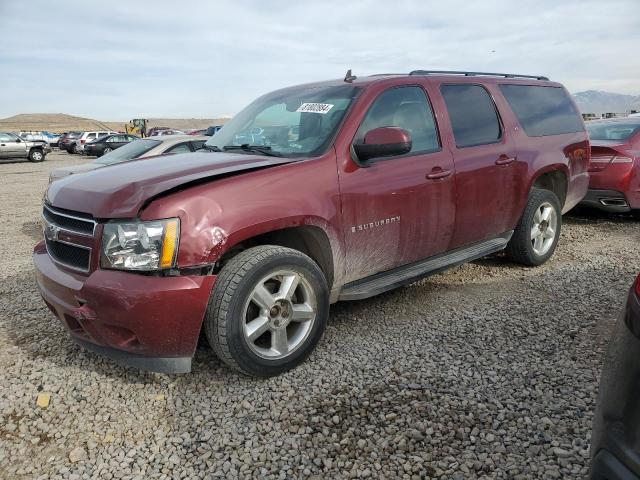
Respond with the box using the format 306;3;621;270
204;245;329;377
29;148;44;162
70;143;77;154
506;188;561;266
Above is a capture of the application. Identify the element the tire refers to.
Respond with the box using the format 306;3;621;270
70;144;77;154
204;245;329;377
103;147;112;155
506;188;562;266
29;148;44;162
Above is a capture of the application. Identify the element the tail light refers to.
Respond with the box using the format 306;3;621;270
611;156;633;163
80;139;85;144
635;274;640;297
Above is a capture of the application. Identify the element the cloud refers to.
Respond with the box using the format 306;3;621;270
0;0;638;119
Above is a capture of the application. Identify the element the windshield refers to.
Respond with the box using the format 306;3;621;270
587;121;640;141
94;139;161;165
205;84;360;157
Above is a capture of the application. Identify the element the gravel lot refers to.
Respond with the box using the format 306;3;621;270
1;151;639;479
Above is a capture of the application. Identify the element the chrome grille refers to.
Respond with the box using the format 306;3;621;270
45;239;91;271
43;204;95;236
42;204;96;272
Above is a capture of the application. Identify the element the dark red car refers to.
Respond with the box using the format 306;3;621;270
581;118;640;212
33;71;589;376
592;274;640;479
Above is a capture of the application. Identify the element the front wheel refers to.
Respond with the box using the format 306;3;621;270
204;245;329;377
506;188;562;266
29;148;44;162
103;147;112;155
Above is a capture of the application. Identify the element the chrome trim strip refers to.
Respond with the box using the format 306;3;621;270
43;204;96;237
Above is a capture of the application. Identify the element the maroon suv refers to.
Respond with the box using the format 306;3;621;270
34;70;590;376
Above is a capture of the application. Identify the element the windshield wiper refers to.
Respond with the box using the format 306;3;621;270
223;144;281;157
200;144;222;152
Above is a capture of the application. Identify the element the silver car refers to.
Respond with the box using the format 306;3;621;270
49;135;208;181
0;132;52;162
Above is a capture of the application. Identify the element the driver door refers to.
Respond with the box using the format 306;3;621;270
337;85;456;284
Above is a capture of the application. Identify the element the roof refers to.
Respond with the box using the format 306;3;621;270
277;70;558;92
148;134;208;145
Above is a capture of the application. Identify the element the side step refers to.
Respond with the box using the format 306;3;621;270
338;231;513;301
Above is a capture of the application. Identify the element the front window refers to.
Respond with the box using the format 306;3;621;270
587;121;640;141
205;84;361;157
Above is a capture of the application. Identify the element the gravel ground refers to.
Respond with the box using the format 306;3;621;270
1;152;639;479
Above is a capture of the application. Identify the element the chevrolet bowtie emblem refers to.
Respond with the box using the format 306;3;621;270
44;223;60;241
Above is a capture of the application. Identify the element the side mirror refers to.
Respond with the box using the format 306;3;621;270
353;127;411;164
15;138;21;143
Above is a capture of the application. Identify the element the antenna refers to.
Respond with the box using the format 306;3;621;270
344;69;357;83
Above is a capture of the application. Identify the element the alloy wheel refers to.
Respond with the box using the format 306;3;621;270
530;202;558;256
242;270;317;359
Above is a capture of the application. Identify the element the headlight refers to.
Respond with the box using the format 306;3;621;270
101;218;180;271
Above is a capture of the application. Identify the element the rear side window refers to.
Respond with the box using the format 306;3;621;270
499;85;584;137
441;84;502;148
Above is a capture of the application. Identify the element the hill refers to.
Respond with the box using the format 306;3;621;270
0;113;230;133
572;91;640;116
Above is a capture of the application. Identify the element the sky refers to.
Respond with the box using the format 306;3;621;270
0;0;638;120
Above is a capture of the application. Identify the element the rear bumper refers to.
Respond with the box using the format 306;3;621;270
580;189;631;212
32;241;216;373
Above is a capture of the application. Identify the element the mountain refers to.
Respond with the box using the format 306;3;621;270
0;113;229;133
572;90;640;115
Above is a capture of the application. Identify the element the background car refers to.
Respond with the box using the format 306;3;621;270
581;118;640;212
0;131;51;162
70;131;118;154
18;131;61;146
83;133;139;157
49;135;208;181
58;131;82;152
591;274;640;479
148;129;185;136
204;125;223;136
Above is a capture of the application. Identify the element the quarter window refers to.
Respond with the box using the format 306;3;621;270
355;86;440;155
499;84;584;137
441;84;502;148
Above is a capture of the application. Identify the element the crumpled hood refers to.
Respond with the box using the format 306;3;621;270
45;151;297;218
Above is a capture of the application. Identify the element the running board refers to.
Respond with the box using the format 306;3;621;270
338;231;513;301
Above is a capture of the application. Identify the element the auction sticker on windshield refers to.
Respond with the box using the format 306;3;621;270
296;103;334;114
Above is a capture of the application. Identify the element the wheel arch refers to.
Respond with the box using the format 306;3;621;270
529;166;569;209
214;221;340;291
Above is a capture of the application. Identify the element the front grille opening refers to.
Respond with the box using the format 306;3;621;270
46;239;90;271
43;206;95;235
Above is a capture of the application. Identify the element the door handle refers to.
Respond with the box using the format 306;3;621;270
426;169;452;180
0;144;5;146
496;155;516;166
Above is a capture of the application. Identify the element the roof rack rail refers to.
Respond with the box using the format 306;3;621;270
408;70;549;81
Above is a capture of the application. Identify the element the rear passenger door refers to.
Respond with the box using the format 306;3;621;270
437;83;522;248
